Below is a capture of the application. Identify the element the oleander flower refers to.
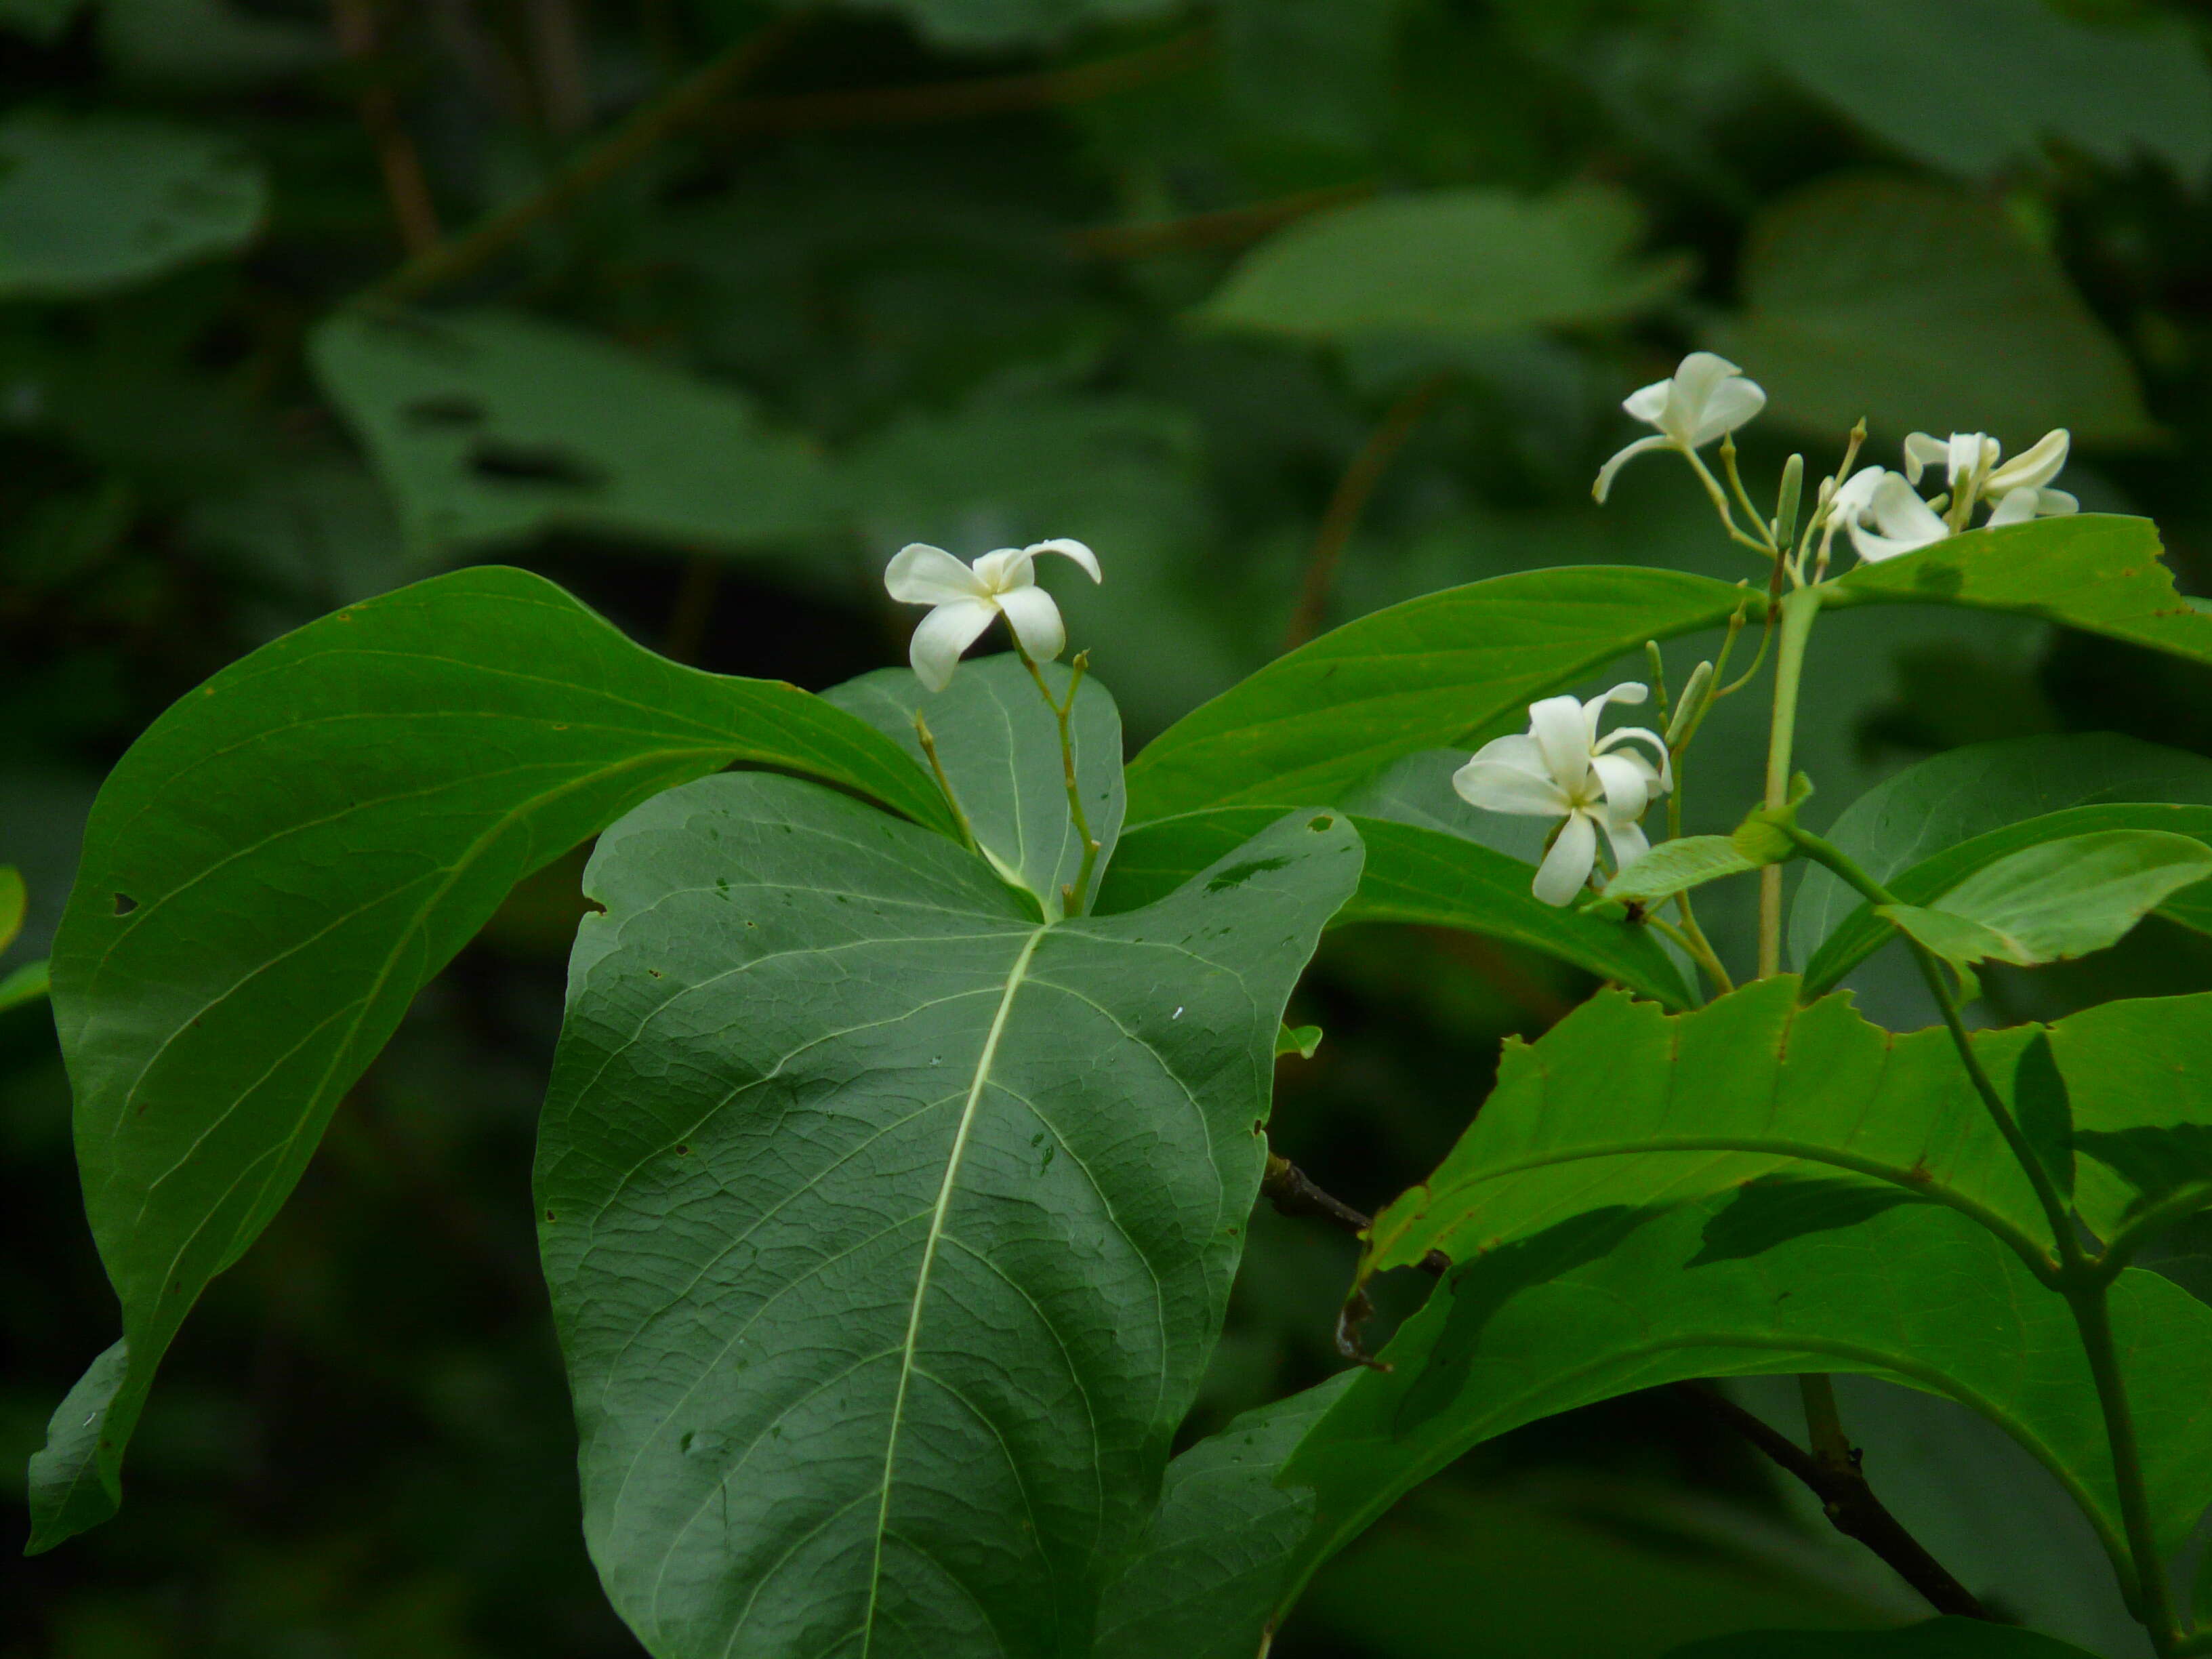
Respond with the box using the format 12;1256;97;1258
1452;684;1673;906
1593;352;1767;504
884;537;1101;691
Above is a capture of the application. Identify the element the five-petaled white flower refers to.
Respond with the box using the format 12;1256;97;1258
1452;684;1673;907
1902;428;2076;527
1593;352;1767;504
884;538;1101;692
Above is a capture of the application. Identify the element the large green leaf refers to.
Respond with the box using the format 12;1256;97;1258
2047;991;2212;1244
1197;184;1689;344
1727;0;2212;185
1709;175;2153;443
1662;1615;2106;1658
1096;807;1693;1008
1793;733;2212;994
0;865;23;953
1358;977;2049;1280
1123;567;1757;824
536;773;1361;1657
1276;1198;2212;1634
25;565;952;1553
1875;830;2212;974
1827;516;2212;668
824;655;1123;919
311;310;840;562
0;112;267;300
1094;1374;1355;1659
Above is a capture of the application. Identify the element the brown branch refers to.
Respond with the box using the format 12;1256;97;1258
1064;181;1370;261
709;29;1212;137
1673;1380;1996;1622
331;0;445;256
1280;372;1453;653
365;13;805;306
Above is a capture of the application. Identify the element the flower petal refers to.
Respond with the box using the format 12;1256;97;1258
908;598;999;691
1596;726;1673;792
1986;428;2069;494
995;583;1066;662
1580;682;1648;743
1453;754;1572;817
1688;373;1766;446
1592;433;1672;503
1902;433;1947;486
1868;472;1950;546
1588;750;1652;822
1532;811;1599;907
1664;352;1740;438
1599;816;1650;873
970;548;1033;593
1025;537;1102;583
1946;432;1992;489
1830;464;1888;521
1847;523;1930;564
1528;694;1594;794
1986;487;2037;528
1622;378;1673;424
885;543;987;606
2036;487;2079;516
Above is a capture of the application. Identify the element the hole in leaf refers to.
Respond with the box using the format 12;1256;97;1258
468;438;607;489
112;893;138;915
1308;815;1334;832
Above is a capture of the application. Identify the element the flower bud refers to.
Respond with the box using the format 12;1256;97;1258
1773;453;1803;549
1665;661;1714;747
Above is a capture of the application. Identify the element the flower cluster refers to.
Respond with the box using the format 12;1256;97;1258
1452;685;1673;906
1828;428;2076;563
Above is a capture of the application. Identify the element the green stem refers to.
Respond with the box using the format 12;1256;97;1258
1757;587;1821;979
1021;652;1101;918
912;712;978;855
1683;449;1776;559
2068;1283;2182;1648
1799;1372;1853;1471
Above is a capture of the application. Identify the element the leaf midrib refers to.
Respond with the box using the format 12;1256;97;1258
1376;1134;2053;1273
861;920;1050;1655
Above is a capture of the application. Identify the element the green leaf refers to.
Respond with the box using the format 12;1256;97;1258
1277;1199;2212;1635
1662;1614;2107;1657
1097;808;1693;1008
1198;184;1689;344
1875;830;2212;970
1827;515;2212;670
0;865;23;954
823;655;1122;919
1727;0;2212;184
1710;175;2154;443
1357;977;2052;1281
0;112;267;300
1596;835;1761;908
1792;733;2212;994
25;565;952;1553
1276;1023;1322;1059
537;775;1362;1656
1124;567;1757;824
310;310;840;562
1095;1374;1355;1659
2046;991;2212;1242
0;957;49;1013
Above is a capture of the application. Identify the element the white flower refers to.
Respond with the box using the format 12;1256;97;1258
1593;352;1767;503
1452;684;1673;907
1902;427;2078;527
883;537;1101;691
1835;466;1952;565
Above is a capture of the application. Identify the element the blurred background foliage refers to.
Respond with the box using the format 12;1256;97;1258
7;0;2212;1652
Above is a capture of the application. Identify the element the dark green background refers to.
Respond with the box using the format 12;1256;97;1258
7;1;2212;1653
